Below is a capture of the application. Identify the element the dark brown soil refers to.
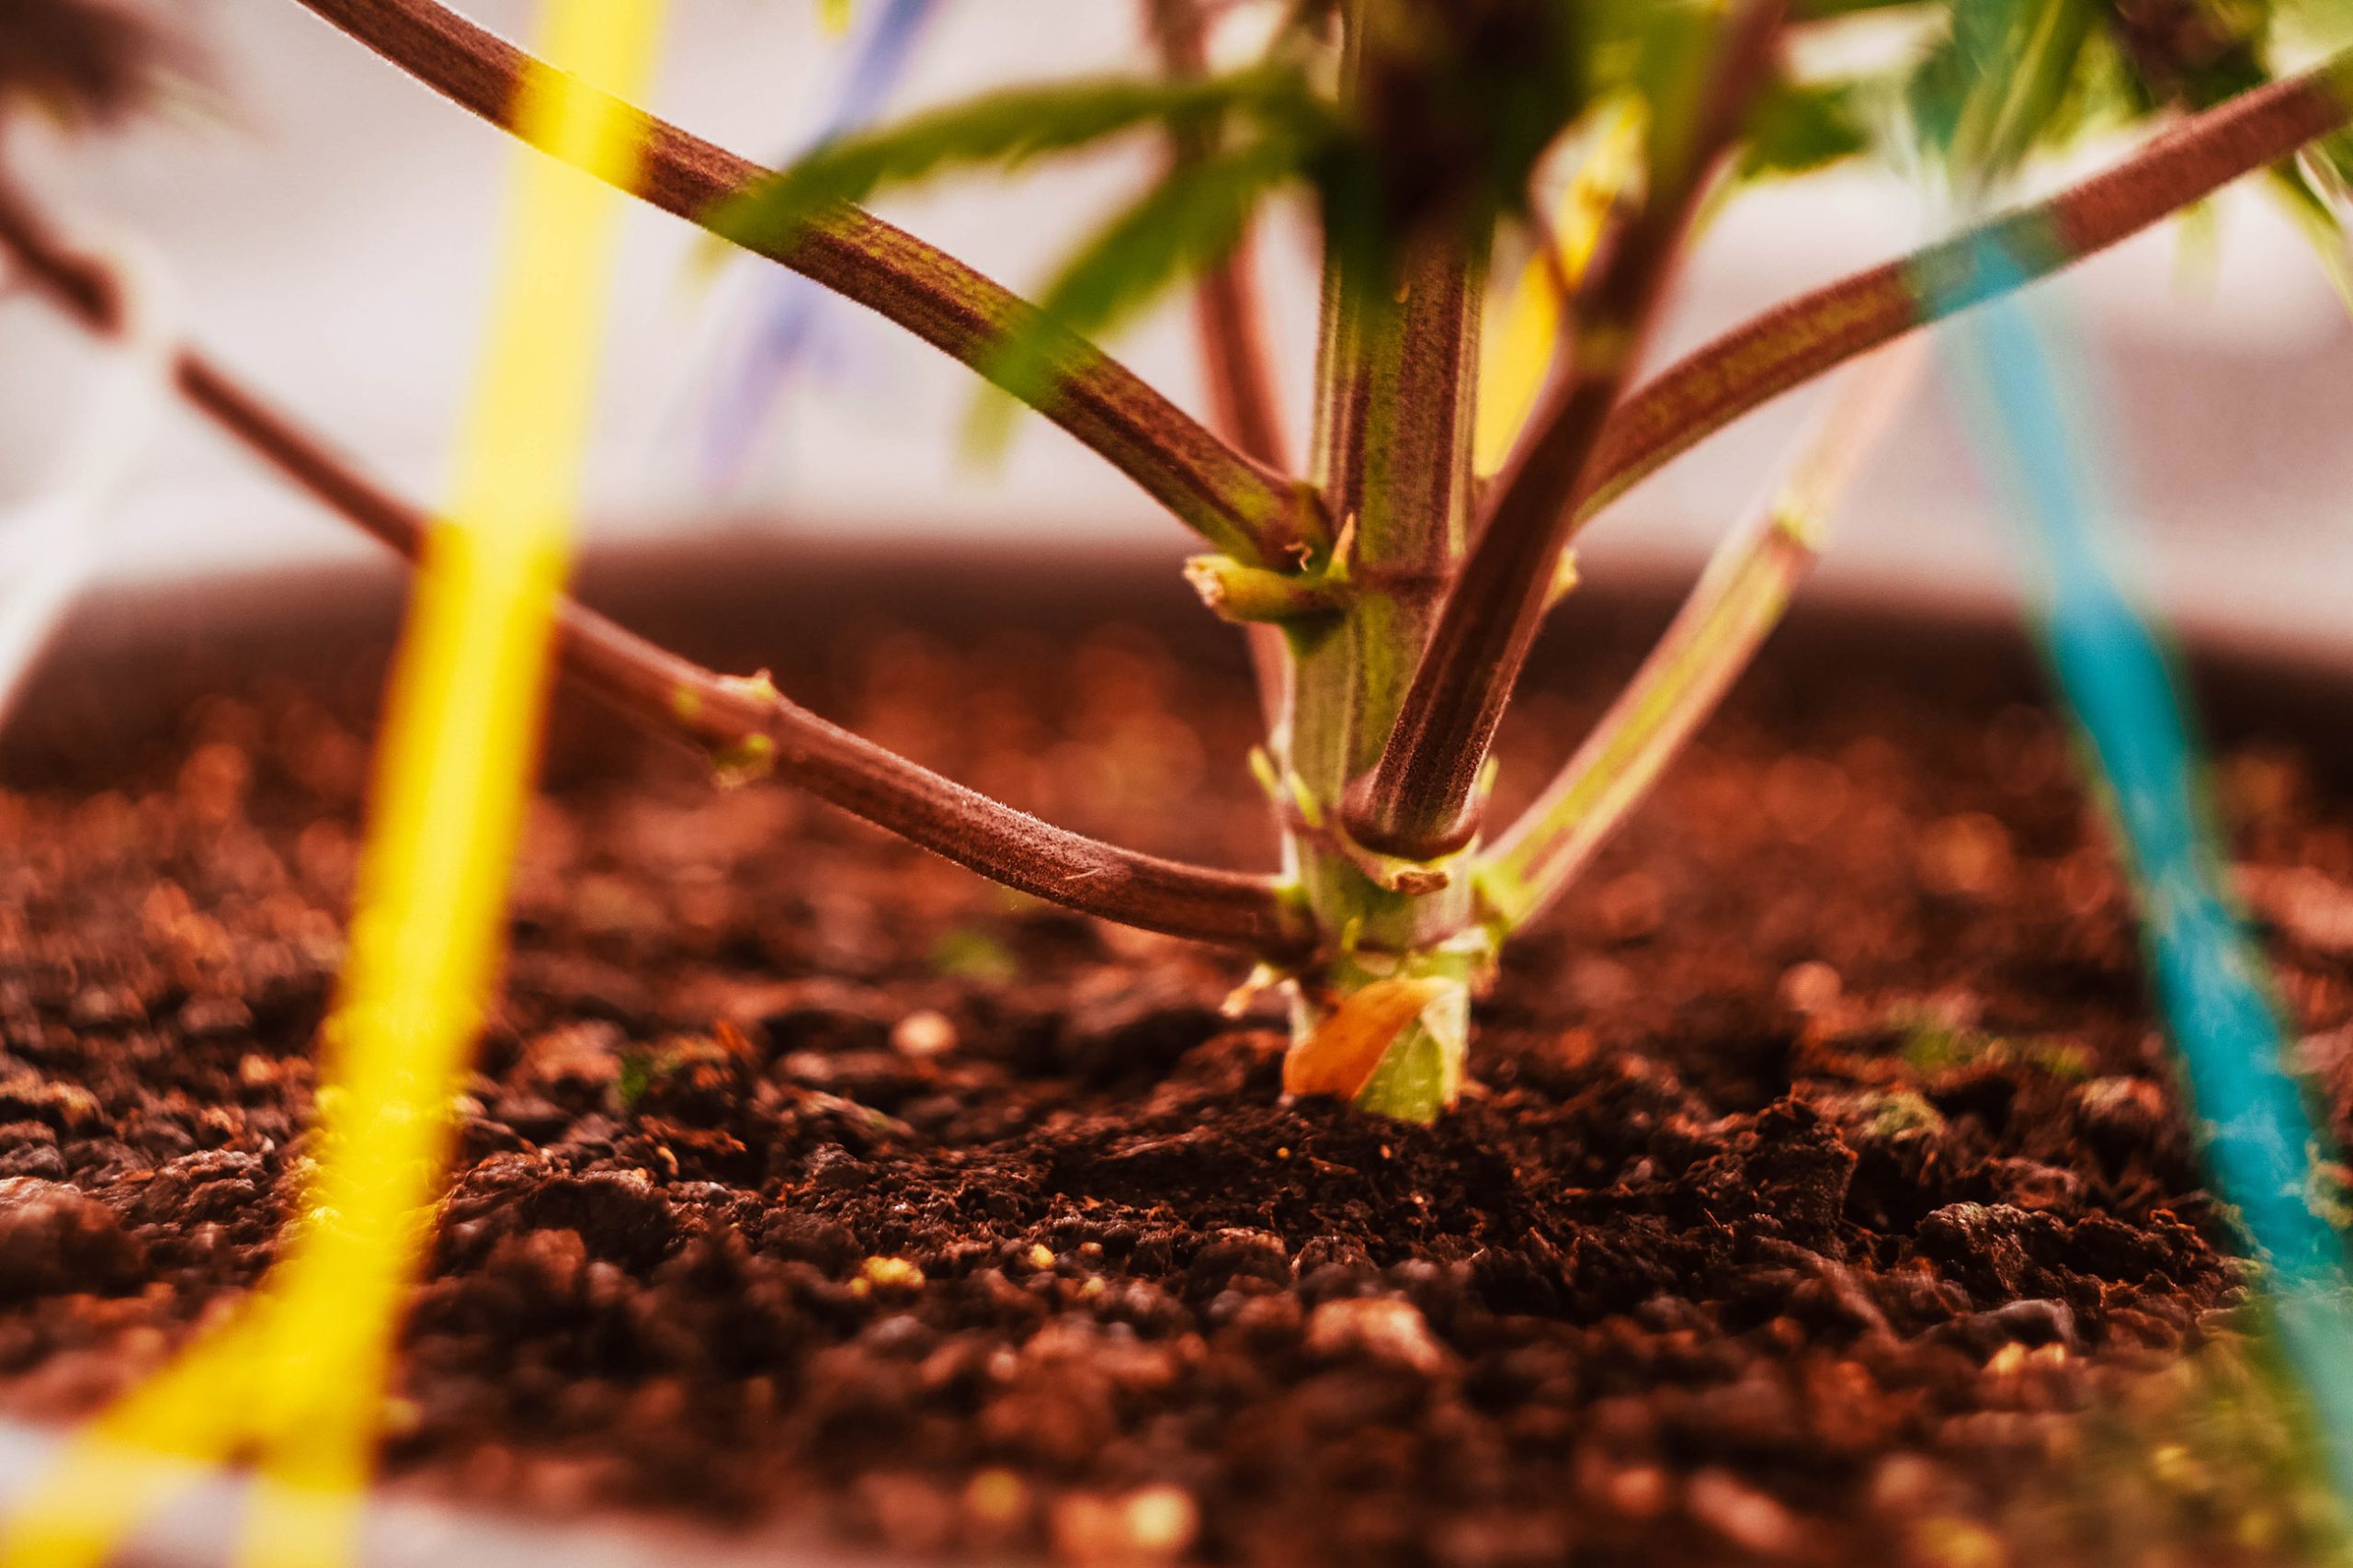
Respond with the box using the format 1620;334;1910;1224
3;551;2352;1566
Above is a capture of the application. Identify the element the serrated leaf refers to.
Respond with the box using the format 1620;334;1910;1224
710;63;1318;256
1943;0;2099;186
964;135;1304;450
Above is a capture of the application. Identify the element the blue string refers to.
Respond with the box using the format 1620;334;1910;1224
703;0;944;482
1942;242;2353;1500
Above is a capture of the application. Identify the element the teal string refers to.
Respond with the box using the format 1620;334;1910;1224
1941;243;2353;1500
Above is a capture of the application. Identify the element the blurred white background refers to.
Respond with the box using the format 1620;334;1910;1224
4;0;2350;657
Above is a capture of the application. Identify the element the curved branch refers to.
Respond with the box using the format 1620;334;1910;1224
286;0;1322;566
0;182;1307;957
1582;48;2353;522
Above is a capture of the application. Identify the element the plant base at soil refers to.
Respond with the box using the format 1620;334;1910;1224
0;563;2348;1565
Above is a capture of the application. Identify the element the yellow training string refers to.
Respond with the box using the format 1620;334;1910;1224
0;3;666;1563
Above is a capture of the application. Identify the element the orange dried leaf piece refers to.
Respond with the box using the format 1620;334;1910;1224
1283;977;1452;1101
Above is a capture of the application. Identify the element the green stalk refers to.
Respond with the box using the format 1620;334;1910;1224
1270;203;1491;1123
1478;343;1920;932
1341;0;1790;863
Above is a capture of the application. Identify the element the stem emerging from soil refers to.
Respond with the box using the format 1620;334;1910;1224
1279;218;1488;1122
1264;3;1495;1124
284;0;1325;567
0;178;1308;958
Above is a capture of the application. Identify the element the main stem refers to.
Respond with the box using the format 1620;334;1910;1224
1344;0;1787;860
1274;193;1488;1119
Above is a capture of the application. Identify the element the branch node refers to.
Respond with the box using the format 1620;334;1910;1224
1184;554;1347;624
1541;549;1582;613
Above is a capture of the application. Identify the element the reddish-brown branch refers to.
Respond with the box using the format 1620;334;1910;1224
1142;0;1296;748
0;180;1306;956
283;0;1323;566
1190;253;1290;472
1343;0;1790;860
1582;47;2353;523
1143;0;1291;473
1349;32;2353;864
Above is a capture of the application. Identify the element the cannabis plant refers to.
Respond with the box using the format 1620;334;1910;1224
4;0;2349;1122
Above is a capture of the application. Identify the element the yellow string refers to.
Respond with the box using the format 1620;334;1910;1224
1472;99;1644;476
0;3;665;1563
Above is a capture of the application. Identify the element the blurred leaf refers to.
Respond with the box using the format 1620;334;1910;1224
711;62;1323;255
2098;0;2353;306
2270;158;2353;315
1887;0;2347;192
1740;76;1872;179
2275;0;2353;54
1622;0;1740;176
2106;0;2271;113
1910;0;2102;187
0;0;188;128
614;1044;675;1112
1792;0;1940;17
1998;1323;2353;1564
2170;189;2224;297
967;135;1306;448
2310;129;2353;203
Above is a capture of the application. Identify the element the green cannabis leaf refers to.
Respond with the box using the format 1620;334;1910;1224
1740;77;1872;180
968;134;1309;451
1906;0;2108;188
1896;0;2353;299
711;62;1327;256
